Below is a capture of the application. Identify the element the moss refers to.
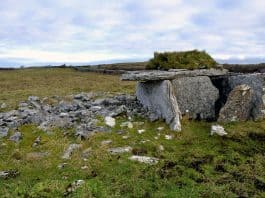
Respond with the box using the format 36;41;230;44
146;50;217;70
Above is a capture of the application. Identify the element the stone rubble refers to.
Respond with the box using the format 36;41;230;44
0;93;148;140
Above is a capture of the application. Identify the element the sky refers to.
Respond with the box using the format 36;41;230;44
0;0;265;66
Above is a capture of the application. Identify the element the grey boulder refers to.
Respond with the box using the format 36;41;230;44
216;74;264;120
9;131;22;143
218;84;254;122
172;76;219;120
0;127;9;138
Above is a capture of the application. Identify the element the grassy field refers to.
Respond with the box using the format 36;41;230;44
0;68;135;110
0;68;264;197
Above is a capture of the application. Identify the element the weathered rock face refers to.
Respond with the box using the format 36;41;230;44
218;85;254;122
121;69;228;81
136;80;181;131
172;76;219;120
213;74;264;120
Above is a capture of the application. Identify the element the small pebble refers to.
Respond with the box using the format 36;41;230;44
138;129;145;134
165;135;173;140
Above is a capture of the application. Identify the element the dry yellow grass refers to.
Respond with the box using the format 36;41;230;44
0;68;135;109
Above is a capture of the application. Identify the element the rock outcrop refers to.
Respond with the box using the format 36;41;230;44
136;80;181;131
218;85;254;122
172;76;219;120
0;93;148;140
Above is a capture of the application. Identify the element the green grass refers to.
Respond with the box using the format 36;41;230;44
0;68;264;197
0;119;264;197
146;50;217;70
0;68;135;110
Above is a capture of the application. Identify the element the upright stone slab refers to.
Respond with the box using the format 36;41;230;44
136;80;181;131
213;74;265;120
172;76;219;120
218;85;254;122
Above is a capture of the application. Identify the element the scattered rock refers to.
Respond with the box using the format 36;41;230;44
218;84;254;122
129;155;159;165
58;163;68;169
120;121;133;129
1;103;7;109
64;180;85;196
211;125;227;136
165;135;173;140
136;80;181;131
9;131;22;143
157;127;164;131
105;116;116;128
0;170;20;179
101;140;112;146
122;135;129;139
32;136;41;147
0;127;9;138
62;144;81;159
137;129;145;134
158;145;164;151
108;146;132;155
81;165;88;170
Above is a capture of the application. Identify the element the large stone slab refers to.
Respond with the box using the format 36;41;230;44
172;76;219;120
136;80;181;131
218;85;254;122
121;69;228;81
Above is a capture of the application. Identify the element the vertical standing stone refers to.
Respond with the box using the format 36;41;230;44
136;80;181;131
218;84;254;122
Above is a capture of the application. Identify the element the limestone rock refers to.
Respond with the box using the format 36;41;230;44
172;76;219;120
108;146;132;155
105;116;116;127
218;85;254;122
0;170;20;179
0;103;7;109
0;127;9;138
62;144;81;159
121;69;228;81
129;155;159;165
9;132;22;143
136;80;181;131
211;125;227;136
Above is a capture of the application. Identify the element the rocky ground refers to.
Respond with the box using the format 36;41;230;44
0;92;149;141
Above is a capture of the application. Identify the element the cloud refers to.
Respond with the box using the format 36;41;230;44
0;0;264;65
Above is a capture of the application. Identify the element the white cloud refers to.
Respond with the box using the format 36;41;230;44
0;0;264;64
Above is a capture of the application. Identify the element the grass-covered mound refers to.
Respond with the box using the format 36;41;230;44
146;50;217;70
